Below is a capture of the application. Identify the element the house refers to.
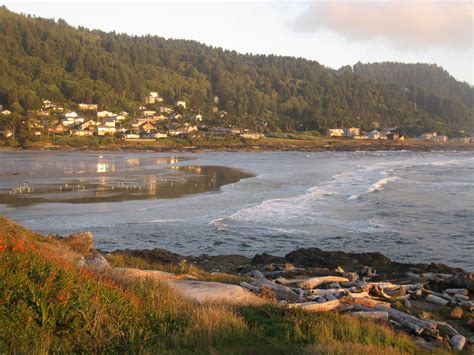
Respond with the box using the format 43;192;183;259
343;127;360;137
97;111;115;118
61;117;85;126
142;110;156;117
78;103;98;111
158;106;173;113
103;117;118;127
139;122;155;132
64;111;78;119
387;132;400;141
77;120;97;131
124;133;141;139
0;129;13;138
175;100;186;108
169;113;182;120
420;132;437;141
190;113;203;122
145;92;163;104
42;100;53;109
1;110;11;115
152;114;167;121
154;132;168;139
48;124;67;134
241;131;265;139
168;125;197;136
71;130;93;137
368;130;381;140
327;129;344;137
97;125;116;136
433;135;448;142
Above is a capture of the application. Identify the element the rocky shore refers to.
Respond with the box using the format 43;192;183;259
107;246;474;350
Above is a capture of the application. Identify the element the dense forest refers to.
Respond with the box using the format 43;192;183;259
0;7;472;135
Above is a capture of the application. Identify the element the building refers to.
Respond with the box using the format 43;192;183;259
96;125;116;136
97;111;115;118
71;130;93;137
64;111;78;119
190;113;203;122
241;131;265;139
1;110;12;115
327;129;344;137
368;130;381;140
124;133;141;139
145;92;163;104
343;127;360;137
387;132;401;141
433;135;448;142
78;103;98;111
102;117;118;127
154;132;168;139
139;122;154;132
420;132;437;141
175;100;186;108
158;106;173;114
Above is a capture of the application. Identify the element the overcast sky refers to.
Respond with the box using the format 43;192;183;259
3;0;473;84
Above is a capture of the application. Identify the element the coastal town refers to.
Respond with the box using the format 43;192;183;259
0;92;471;145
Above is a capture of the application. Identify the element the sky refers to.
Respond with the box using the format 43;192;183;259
2;0;473;84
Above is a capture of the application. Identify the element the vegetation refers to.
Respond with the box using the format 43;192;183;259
0;216;431;353
0;6;472;138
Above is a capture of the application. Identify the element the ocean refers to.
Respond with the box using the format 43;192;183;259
1;150;473;270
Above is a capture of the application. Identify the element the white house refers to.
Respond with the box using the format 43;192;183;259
97;125;117;136
64;111;78;119
327;128;344;137
1;110;11;115
154;132;168;139
145;92;164;104
241;131;265;139
158;106;173;113
97;111;115;118
175;100;186;108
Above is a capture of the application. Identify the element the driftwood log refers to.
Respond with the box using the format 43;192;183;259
375;305;438;337
288;300;340;312
425;294;449;306
297;276;349;289
352;311;389;320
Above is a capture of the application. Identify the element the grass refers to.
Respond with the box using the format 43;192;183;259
106;252;247;285
0;216;441;353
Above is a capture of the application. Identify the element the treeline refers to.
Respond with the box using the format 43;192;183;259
0;7;472;135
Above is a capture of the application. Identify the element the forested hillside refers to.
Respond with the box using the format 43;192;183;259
0;7;472;134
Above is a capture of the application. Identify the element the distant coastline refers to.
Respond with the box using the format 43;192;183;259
1;137;473;153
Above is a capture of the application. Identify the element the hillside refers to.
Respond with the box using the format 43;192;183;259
0;6;472;135
0;215;422;353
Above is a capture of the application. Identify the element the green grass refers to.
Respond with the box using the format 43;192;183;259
0;216;437;353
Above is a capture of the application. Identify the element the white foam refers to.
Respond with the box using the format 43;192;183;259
368;176;400;193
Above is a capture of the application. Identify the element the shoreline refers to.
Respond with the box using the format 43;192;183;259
106;245;474;276
1;138;473;153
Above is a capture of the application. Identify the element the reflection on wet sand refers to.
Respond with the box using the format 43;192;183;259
0;165;254;207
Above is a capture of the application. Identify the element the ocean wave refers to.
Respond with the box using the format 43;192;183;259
368;176;400;193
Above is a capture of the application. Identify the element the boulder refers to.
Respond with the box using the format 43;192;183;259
85;250;111;270
168;280;266;305
251;252;285;265
54;231;93;255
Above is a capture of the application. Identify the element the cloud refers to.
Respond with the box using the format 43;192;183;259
293;1;474;49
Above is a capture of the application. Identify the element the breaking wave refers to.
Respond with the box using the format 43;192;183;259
368;176;400;193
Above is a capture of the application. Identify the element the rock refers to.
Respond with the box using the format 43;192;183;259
169;280;266;305
85;250;111;270
450;334;466;351
428;262;464;274
110;267;176;285
54;231;93;255
251;252;285;265
449;306;464;320
263;263;277;272
284;248;391;271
